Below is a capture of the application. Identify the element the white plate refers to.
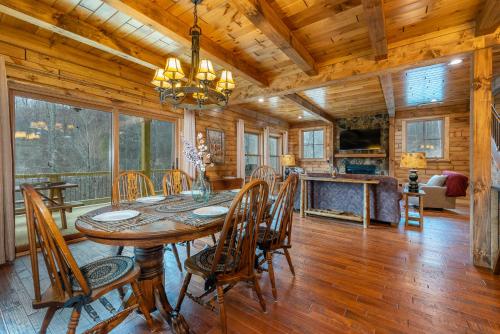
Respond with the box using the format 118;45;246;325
180;190;202;195
230;189;241;193
193;206;229;217
136;196;166;204
92;210;140;222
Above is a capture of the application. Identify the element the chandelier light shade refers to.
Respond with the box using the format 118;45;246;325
152;0;235;110
196;59;216;82
218;70;235;91
164;58;185;80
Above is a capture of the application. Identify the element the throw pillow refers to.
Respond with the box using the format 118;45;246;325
442;171;469;197
426;175;448;187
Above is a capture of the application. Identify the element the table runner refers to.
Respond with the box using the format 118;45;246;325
155;192;236;213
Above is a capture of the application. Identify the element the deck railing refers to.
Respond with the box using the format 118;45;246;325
15;169;169;206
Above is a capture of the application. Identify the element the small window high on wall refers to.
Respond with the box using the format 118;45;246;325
301;128;325;159
403;117;448;159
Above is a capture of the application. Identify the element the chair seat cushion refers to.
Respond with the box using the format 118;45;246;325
185;246;238;275
72;256;134;290
257;226;279;245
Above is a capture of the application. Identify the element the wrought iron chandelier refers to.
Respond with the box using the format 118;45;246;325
152;0;235;110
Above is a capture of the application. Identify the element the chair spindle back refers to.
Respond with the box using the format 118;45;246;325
112;171;155;204
211;180;269;277
262;173;298;249
162;169;192;195
250;165;277;195
21;184;90;304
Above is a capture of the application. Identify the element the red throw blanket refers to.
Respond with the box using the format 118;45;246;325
443;171;468;197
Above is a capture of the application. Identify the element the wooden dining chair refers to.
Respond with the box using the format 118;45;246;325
256;173;299;300
112;171;183;272
162;169;192;196
21;184;154;334
174;180;270;334
250;165;277;195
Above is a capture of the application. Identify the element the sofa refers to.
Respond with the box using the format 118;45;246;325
294;173;402;225
408;171;468;209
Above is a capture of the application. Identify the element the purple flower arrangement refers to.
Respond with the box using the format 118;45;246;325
182;132;214;172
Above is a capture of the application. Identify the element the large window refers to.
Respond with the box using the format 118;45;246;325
245;132;261;177
119;115;175;189
269;135;281;173
405;118;445;159
14;96;112;247
302;128;324;159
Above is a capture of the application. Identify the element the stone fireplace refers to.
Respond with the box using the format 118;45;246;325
334;114;389;175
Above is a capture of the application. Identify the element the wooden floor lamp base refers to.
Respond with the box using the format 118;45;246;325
132;246;190;334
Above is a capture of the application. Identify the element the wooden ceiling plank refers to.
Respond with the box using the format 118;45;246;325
0;0;164;69
475;0;500;36
284;93;335;123
361;0;388;60
378;73;395;116
102;0;268;87
230;26;500;104
233;0;318;76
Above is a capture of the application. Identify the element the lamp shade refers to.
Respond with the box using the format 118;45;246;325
164;57;185;80
280;154;296;167
153;68;166;81
196;59;216;81
217;70;235;91
400;152;427;169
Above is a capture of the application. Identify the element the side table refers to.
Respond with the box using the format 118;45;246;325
403;188;425;229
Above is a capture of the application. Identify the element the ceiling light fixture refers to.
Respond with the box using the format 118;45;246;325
448;59;463;65
298;116;303;119
152;0;234;110
258;97;265;103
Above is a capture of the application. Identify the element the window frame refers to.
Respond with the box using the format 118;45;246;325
401;116;449;161
268;134;282;174
244;130;262;177
300;127;326;161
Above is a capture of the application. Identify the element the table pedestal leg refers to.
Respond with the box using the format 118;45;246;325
133;246;190;334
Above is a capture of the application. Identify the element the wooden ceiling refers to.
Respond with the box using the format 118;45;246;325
0;0;498;123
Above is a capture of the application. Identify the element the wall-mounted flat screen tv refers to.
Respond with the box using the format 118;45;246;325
340;129;381;150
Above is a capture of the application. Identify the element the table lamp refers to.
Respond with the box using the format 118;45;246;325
400;152;427;192
280;154;296;179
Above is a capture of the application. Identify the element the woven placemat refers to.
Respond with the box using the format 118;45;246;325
155;192;235;214
78;213;163;232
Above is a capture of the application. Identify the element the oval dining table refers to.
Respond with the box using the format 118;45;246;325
75;194;233;334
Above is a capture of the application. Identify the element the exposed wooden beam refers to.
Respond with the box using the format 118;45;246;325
470;47;492;268
0;0;164;70
476;0;500;36
233;0;318;76
230;26;500;104
284;93;335;123
103;0;267;87
379;73;395;116
361;0;388;60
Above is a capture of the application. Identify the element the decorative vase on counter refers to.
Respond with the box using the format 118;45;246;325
192;170;211;203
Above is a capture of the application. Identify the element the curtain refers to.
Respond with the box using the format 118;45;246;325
236;119;245;178
263;127;270;166
181;109;196;178
283;130;289;154
0;56;15;264
282;130;289;175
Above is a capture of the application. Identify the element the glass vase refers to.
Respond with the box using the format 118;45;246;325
192;170;212;203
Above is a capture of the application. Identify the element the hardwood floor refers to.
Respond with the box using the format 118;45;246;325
1;207;500;334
